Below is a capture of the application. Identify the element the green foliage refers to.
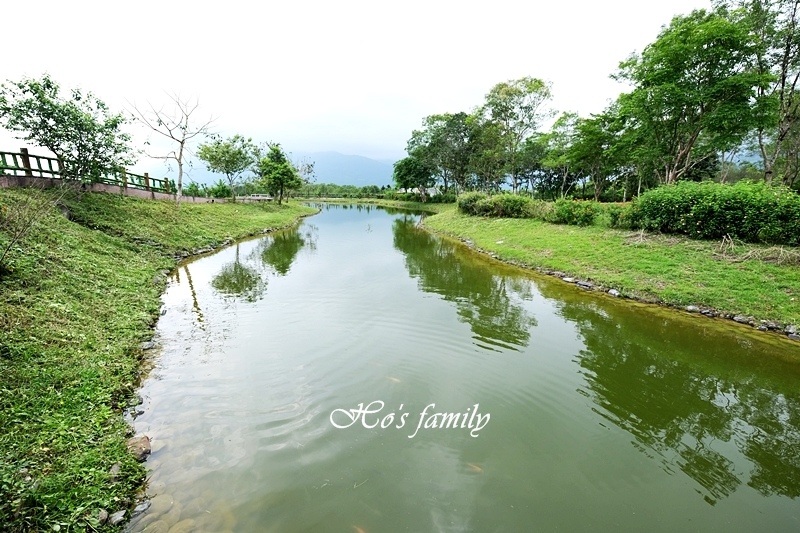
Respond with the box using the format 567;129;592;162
196;134;256;201
255;144;303;205
393;153;436;198
183;181;204;197
428;193;456;204
553;199;602;226
457;192;542;218
482;77;554;192
604;204;625;228
615;9;771;184
633;181;800;244
476;194;535;218
0;74;134;181
457;191;488;214
207;179;232;198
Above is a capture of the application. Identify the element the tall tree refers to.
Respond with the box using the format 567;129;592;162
0;74;134;181
715;0;800;184
255;143;303;205
407;112;473;194
481;77;553;193
615;9;770;184
393;153;436;201
568;106;628;201
541;112;580;198
466;114;506;192
129;93;214;202
196;134;256;202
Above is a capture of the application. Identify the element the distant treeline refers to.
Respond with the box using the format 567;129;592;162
392;0;800;201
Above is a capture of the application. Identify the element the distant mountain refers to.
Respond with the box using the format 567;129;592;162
291;151;395;187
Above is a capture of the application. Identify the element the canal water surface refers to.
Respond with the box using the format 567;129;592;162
127;204;800;533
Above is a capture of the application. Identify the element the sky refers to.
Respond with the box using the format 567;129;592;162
3;0;712;177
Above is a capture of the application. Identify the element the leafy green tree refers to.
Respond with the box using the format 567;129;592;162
466;115;506;192
541;112;580;198
0;74;134;181
196;134;256;202
615;9;770;184
714;0;800;184
481;77;554;193
208;179;232;198
255;144;303;204
393;153;436;201
568;106;629;200
183;180;204;197
407;112;474;194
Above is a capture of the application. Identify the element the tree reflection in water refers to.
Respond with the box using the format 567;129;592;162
547;292;800;504
210;243;267;302
259;224;317;276
392;215;536;352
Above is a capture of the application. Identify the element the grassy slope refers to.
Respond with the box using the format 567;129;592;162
0;189;315;532
423;206;800;326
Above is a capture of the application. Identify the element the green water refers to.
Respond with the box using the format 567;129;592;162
127;204;800;533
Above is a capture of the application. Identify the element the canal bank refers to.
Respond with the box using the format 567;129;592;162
0;188;316;531
419;205;800;344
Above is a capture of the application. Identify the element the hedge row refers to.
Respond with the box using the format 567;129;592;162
457;192;600;226
383;191;456;203
456;183;800;246
630;181;800;245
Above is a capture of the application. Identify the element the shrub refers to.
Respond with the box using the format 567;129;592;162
457;191;488;215
428;193;456;204
553;199;601;226
634;181;800;245
475;193;534;218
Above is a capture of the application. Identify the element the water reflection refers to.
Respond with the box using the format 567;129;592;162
259;224;318;276
130;204;800;533
211;243;268;302
551;293;800;504
209;225;317;301
392;216;537;351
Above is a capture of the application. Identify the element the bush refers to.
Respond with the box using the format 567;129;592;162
457;191;488;215
427;193;456;204
553;199;601;226
475;193;535;218
634;181;800;245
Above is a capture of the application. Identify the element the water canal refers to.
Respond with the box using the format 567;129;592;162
127;203;800;533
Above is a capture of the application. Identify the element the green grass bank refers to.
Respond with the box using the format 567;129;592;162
421;205;800;331
0;189;316;532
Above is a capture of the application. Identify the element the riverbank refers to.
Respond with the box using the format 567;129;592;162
418;205;800;338
0;189;316;531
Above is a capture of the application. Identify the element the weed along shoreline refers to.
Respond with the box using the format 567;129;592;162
0;188;317;531
416;204;800;345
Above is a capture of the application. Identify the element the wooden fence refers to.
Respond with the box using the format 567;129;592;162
0;148;174;194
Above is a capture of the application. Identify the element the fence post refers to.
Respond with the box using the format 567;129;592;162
121;169;127;190
19;148;33;177
144;172;150;191
164;177;170;194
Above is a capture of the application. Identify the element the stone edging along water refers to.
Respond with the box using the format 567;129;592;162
420;225;800;344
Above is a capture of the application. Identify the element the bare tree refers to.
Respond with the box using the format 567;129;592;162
128;93;214;203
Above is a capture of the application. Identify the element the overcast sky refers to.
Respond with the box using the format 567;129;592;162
4;0;711;174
